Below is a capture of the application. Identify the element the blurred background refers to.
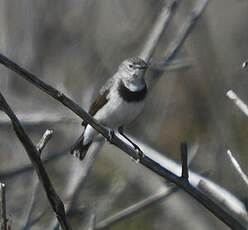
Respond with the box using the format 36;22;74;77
0;0;248;229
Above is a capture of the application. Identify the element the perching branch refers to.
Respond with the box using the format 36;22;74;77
0;183;7;230
0;92;71;230
198;180;248;227
0;52;245;228
227;150;248;189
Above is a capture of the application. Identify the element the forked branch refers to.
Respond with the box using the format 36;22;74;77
0;92;71;230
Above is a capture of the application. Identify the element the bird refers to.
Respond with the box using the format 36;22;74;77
70;57;149;160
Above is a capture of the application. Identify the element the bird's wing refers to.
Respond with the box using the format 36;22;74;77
89;88;110;116
81;77;113;127
89;77;114;116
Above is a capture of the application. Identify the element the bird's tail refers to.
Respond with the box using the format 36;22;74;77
70;134;92;161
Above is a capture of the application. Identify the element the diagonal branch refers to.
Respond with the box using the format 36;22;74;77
0;53;245;229
226;90;248;117
0;92;71;230
227;150;248;189
151;0;209;68
198;180;248;227
95;186;178;230
139;0;181;62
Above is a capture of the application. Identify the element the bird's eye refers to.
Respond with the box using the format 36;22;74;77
128;64;133;68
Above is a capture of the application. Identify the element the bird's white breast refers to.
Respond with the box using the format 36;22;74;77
94;82;145;128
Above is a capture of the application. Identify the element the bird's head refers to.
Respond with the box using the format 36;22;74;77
118;57;148;91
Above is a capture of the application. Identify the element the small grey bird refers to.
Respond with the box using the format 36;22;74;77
71;57;148;160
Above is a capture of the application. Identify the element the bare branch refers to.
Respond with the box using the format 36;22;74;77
139;0;181;62
151;0;209;68
23;130;53;229
198;180;248;227
0;92;71;230
180;142;189;181
0;183;7;230
0;52;245;229
95;186;178;230
226;90;248;117
227;150;248;188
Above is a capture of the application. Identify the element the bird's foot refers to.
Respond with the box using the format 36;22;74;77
107;128;115;143
133;145;144;163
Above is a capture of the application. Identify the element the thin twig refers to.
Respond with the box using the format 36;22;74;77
36;129;54;154
0;92;71;230
226;90;248;117
151;0;209;68
139;0;181;62
180;142;189;181
0;183;7;230
0;52;245;229
227;150;248;188
95;186;178;230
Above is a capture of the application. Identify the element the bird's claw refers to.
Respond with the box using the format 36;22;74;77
107;128;115;142
71;149;84;161
133;145;144;163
